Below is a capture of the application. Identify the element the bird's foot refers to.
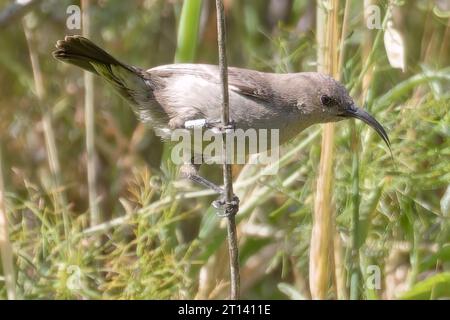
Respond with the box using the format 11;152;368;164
212;193;240;218
185;171;240;217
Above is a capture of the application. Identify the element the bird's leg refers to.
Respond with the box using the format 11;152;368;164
180;161;239;217
186;168;223;194
180;156;239;217
182;119;239;217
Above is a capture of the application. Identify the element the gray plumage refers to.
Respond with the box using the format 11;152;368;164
53;36;389;150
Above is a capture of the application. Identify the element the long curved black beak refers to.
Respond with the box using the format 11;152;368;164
342;105;391;151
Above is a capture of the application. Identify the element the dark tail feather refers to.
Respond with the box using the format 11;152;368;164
53;35;148;105
52;35;134;75
53;36;167;124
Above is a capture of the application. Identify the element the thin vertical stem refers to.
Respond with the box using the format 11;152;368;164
310;0;340;300
215;0;240;300
0;144;16;300
23;18;69;240
438;17;450;65
349;130;360;300
338;0;350;82
350;2;389;97
348;0;387;299
333;0;350;300
334;232;348;299
82;0;100;227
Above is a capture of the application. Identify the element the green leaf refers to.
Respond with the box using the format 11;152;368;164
400;272;450;299
358;184;384;247
175;0;203;63
373;69;450;111
278;283;306;300
433;5;450;18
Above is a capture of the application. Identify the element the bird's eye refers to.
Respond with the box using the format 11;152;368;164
321;95;335;107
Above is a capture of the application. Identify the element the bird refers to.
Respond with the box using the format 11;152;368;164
53;35;390;216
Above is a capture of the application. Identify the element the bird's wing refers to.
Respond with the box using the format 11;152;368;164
227;68;274;103
147;64;274;103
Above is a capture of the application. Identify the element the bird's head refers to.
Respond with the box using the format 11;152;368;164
294;73;390;149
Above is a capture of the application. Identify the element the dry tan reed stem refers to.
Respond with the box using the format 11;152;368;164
23;18;69;238
309;0;340;300
82;0;100;227
334;232;348;299
0;145;16;300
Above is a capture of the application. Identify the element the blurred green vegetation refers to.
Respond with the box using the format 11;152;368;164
0;0;449;299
